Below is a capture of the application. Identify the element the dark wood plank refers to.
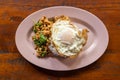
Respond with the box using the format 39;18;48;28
0;0;120;80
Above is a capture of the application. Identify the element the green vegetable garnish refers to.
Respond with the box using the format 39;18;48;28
33;34;47;47
32;19;42;33
41;51;47;57
33;26;38;33
35;22;42;26
39;34;47;44
34;38;41;46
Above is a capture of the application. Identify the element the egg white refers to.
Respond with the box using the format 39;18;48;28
50;19;86;57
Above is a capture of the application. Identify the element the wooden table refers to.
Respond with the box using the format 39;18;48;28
0;0;120;80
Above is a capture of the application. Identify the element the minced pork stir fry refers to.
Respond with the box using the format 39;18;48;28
32;16;54;57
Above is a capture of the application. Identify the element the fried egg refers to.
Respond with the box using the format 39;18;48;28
49;16;88;58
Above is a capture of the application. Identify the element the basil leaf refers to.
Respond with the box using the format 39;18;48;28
35;22;42;26
41;51;47;57
39;34;47;45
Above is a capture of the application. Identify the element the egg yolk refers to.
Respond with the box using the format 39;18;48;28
59;29;74;45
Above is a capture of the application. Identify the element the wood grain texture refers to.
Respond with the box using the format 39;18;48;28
0;0;120;80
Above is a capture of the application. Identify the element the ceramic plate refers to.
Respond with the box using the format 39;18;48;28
15;6;109;71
